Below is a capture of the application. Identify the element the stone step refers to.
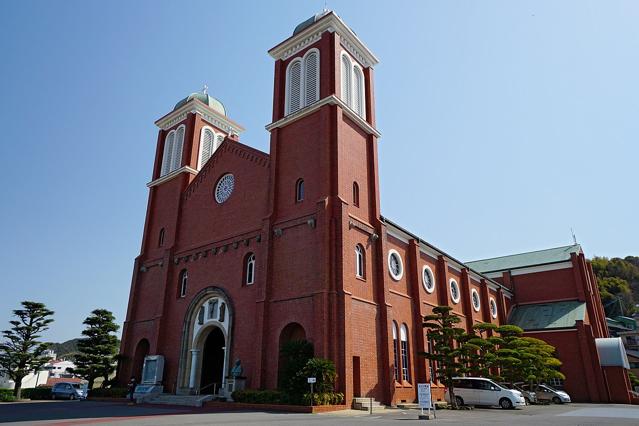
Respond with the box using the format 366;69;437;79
353;397;381;404
145;394;214;407
353;402;386;412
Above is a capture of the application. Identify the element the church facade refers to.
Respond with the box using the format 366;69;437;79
118;11;632;405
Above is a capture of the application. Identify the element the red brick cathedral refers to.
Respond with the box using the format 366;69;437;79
119;11;633;405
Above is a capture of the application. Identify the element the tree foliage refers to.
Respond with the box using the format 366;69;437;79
73;309;120;389
591;256;639;316
0;301;54;398
278;339;314;401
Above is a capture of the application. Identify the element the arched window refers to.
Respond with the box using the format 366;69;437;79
352;182;360;207
400;324;410;382
355;244;365;278
341;54;352;106
158;228;165;247
304;50;319;106
286;59;302;114
198;127;215;169
160;131;175;176
295;179;304;202
179;269;188;298
245;253;256;285
172;125;185;171
392;322;399;382
353;65;365;118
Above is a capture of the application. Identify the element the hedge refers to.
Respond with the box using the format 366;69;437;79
21;387;52;400
0;389;15;402
89;387;128;398
231;389;344;406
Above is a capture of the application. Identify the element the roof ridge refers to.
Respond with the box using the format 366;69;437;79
467;244;581;264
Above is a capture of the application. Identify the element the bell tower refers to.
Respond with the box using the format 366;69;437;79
259;11;387;403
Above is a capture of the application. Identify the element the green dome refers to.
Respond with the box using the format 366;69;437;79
293;10;330;35
174;92;226;116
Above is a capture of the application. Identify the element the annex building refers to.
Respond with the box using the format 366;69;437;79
118;11;633;406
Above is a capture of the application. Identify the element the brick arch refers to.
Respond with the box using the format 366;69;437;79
132;338;150;382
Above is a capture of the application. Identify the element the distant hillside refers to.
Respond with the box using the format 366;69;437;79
591;256;639;316
47;338;80;359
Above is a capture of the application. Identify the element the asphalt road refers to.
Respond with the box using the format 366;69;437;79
1;400;639;425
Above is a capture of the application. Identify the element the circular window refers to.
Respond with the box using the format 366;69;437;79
422;266;435;293
471;288;481;312
449;279;460;304
489;298;498;319
214;174;235;204
388;250;404;281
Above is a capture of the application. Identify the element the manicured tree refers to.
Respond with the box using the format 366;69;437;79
74;309;120;389
0;301;54;398
420;306;466;408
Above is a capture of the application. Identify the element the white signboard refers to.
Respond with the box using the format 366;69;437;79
307;377;316;383
417;383;431;409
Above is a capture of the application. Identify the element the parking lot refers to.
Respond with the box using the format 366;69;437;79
1;400;639;425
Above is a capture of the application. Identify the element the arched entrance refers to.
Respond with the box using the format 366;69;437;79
199;327;225;394
132;339;149;382
277;322;310;388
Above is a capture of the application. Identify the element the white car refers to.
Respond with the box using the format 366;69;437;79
445;377;526;409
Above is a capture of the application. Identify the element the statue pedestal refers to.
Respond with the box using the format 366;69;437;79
225;377;247;401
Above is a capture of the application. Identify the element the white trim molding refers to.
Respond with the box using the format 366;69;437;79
147;166;198;188
422;265;435;294
386;228;410;245
489;297;498;319
269;11;379;68
471;288;481;312
510;261;573;276
388;249;404;281
449;279;461;304
266;94;381;138
156;99;245;136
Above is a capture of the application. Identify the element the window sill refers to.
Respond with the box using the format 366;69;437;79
394;381;413;388
356;276;366;282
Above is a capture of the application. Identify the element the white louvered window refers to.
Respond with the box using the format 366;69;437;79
198;128;214;169
341;54;352;106
353;65;365;118
161;131;175;176
287;60;302;114
304;51;319;106
216;134;225;150
171;125;185;172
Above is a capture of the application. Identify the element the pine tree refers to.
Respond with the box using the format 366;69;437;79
0;301;54;398
73;309;120;389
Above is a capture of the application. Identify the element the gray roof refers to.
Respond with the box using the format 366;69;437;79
509;301;586;331
293;10;330;35
466;244;582;274
174;93;226;116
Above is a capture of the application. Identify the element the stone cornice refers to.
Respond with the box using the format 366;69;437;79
155;99;245;135
147;166;198;188
265;95;381;138
268;12;379;68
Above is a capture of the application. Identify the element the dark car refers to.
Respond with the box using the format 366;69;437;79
51;382;87;400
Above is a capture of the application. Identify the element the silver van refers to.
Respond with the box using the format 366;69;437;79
445;377;526;409
51;382;87;400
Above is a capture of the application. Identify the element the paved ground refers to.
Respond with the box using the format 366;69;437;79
1;400;639;425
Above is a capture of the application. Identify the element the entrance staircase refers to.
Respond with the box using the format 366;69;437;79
352;397;386;412
144;393;215;407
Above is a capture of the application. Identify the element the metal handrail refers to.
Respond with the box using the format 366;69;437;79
196;382;219;396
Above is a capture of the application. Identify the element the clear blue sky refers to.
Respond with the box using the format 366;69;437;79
1;1;637;342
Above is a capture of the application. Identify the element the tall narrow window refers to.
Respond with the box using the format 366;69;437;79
352;182;360;207
245;253;256;285
179;269;188;298
158;228;165;247
219;302;226;322
295;179;304;202
355;244;365;278
286;59;302;114
160;131;175;176
341;54;352;106
400;324;410;382
353;65;365;118
171;125;185;171
208;300;218;319
304;50;319;106
392;322;399;382
198;128;215;169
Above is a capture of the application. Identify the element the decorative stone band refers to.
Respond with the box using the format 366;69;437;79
266;94;381;138
147;166;198;188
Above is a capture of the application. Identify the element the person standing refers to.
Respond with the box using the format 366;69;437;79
127;377;137;405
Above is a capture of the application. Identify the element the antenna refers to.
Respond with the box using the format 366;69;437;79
570;228;577;245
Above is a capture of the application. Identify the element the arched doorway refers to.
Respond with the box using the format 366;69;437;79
278;323;310;388
132;339;149;382
199;327;225;394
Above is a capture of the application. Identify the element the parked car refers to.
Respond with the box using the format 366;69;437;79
445;377;526;409
51;382;87;400
499;382;537;405
520;383;571;404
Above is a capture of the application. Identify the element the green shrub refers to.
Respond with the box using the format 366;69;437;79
302;391;344;406
231;389;283;404
278;339;314;399
298;358;337;394
0;389;15;402
89;387;128;398
22;387;52;400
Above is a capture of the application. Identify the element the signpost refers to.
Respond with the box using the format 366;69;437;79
418;383;435;420
307;377;316;407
